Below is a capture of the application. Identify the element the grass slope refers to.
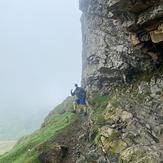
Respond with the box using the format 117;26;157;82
0;97;77;163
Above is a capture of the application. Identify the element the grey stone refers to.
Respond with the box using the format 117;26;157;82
79;0;163;162
80;0;154;94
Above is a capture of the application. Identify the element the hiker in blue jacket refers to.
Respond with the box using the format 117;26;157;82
71;84;87;114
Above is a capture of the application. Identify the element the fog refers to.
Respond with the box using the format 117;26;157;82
0;0;82;138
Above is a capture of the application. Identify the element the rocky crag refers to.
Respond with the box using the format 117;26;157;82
80;0;163;94
78;0;163;162
1;0;163;163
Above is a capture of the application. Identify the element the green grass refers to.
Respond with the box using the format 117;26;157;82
0;97;77;163
87;96;109;145
90;96;109;125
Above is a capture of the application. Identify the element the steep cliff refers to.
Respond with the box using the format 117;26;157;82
1;0;163;163
78;0;163;162
80;0;163;95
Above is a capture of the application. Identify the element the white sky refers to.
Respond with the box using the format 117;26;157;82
0;0;82;116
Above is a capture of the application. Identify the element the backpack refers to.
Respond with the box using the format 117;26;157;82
75;87;86;99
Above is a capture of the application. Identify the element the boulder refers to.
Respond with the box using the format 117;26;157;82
38;144;68;163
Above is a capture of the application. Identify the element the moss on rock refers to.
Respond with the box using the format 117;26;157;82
120;145;161;163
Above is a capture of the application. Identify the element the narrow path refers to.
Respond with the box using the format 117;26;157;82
39;113;90;163
54;113;90;163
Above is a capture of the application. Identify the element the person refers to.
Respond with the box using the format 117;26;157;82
71;84;87;114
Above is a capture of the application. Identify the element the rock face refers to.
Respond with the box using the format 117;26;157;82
80;0;163;94
79;0;163;162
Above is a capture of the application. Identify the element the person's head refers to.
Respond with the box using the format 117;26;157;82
74;84;78;88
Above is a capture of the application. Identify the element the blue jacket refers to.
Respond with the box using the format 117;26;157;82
71;87;86;99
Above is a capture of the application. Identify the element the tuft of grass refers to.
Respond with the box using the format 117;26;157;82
90;96;109;126
88;96;109;145
90;96;109;108
0;97;78;163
